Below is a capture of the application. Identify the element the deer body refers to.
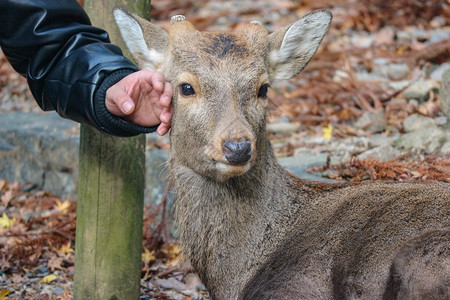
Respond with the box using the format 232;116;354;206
114;8;450;299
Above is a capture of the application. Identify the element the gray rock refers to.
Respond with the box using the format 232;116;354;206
434;116;448;126
279;154;338;183
412;28;429;42
386;63;410;81
155;277;187;292
357;144;402;161
333;70;350;84
0;112;79;198
429;29;450;44
145;148;169;207
163;291;184;300
375;62;410;81
43;170;77;198
293;147;321;157
355;110;388;133
368;134;398;147
267;122;298;134
351;33;374;48
356;72;387;83
440;141;450;154
430;63;450;81
372;57;390;66
0;112;173;204
403;113;436;132
396;30;412;42
403;81;434;101
395;127;447;153
441;70;450;118
430;16;446;28
387;80;411;91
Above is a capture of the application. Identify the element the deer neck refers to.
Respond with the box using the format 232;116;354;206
171;140;298;298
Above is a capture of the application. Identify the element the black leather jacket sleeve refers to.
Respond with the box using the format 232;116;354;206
0;0;158;136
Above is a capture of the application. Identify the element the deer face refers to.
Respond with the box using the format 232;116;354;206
114;8;331;182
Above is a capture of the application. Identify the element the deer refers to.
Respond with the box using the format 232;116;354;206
113;7;450;300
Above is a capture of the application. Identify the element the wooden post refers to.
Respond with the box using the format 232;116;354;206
74;1;150;299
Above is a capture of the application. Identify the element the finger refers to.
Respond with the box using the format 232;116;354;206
161;82;173;107
147;71;165;92
157;122;170;136
106;84;135;114
160;108;172;124
106;86;136;116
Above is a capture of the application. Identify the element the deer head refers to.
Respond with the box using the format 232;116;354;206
114;8;332;182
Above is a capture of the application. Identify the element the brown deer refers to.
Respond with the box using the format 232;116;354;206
114;8;450;299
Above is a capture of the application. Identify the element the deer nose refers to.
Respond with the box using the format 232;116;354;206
222;140;252;165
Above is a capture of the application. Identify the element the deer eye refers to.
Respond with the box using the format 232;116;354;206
179;83;196;96
257;84;270;98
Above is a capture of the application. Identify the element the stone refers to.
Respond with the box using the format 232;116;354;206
412;29;429;42
351;33;374;48
0;112;173;205
368;134;398;147
434;116;448;126
386;63;410;81
293;147;320;157
372;57;390;66
333;70;350;84
355;110;388;133
429;29;450;44
396;30;412;42
0;112;79;198
403;81;434;102
266;122;298;134
145;148;170;207
279;154;339;183
440;141;450;154
357;144;402;161
356;72;386;82
430;16;446;28
395;127;447;153
374;62;410;81
163;291;184;300
403;113;436;132
440;70;450;118
155;277;187;292
430;63;450;81
387;80;411;91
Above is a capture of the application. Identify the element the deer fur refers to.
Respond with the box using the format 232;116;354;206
114;8;450;299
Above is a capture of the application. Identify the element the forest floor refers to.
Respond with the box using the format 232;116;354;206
0;0;449;299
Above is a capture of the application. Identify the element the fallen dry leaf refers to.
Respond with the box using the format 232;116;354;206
55;200;71;214
57;242;74;255
0;213;15;229
1;190;13;207
48;255;64;272
39;274;58;284
0;290;10;300
142;248;156;264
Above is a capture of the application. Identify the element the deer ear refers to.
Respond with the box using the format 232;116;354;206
268;10;332;82
113;7;168;70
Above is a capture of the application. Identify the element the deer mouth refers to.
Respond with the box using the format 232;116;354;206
205;144;254;178
214;161;252;177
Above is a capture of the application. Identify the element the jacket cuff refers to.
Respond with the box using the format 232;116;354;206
94;69;159;137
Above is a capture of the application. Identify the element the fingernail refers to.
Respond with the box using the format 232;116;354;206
122;101;133;113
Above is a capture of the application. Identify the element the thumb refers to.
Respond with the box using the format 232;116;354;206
106;87;136;116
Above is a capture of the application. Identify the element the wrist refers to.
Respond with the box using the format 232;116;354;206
94;69;159;136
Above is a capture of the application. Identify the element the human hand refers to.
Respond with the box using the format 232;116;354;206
105;70;173;136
